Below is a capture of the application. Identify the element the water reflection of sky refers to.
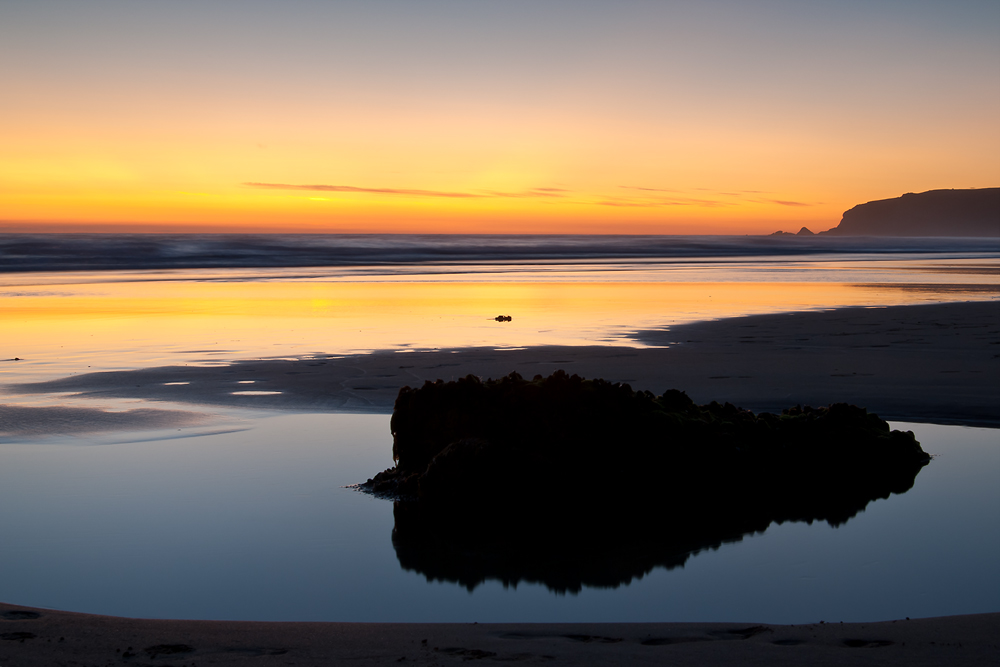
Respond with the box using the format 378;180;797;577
0;415;995;623
2;257;997;387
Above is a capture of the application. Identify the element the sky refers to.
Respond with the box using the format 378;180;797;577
1;0;998;234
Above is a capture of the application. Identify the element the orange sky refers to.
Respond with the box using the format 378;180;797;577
1;1;998;234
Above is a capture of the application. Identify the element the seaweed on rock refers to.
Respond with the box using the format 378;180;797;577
360;370;930;592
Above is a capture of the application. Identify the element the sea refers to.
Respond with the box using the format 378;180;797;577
0;234;998;622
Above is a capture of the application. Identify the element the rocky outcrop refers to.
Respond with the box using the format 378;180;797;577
361;371;930;591
367;371;928;500
822;188;999;236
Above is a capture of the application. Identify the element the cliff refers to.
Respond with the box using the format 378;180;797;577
822;188;999;236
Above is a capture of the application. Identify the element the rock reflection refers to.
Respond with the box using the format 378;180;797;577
390;460;926;593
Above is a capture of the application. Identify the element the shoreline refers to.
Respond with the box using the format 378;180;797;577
1;602;997;666
7;300;999;429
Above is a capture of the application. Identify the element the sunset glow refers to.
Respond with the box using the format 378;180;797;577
2;1;998;234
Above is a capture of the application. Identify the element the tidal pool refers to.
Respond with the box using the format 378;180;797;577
0;414;996;623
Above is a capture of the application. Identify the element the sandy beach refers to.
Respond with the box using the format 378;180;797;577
10;300;999;428
1;601;997;666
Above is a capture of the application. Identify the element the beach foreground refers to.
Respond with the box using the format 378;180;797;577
1;602;997;666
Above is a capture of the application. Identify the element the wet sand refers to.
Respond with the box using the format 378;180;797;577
9;300;999;426
0;404;211;439
1;602;997;666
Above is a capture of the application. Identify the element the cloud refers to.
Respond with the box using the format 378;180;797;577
245;182;568;199
483;188;567;199
596;198;733;208
596;200;659;207
245;182;482;198
616;186;815;208
619;185;680;193
245;182;812;209
769;199;812;207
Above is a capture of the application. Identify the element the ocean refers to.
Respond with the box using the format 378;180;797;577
2;233;999;273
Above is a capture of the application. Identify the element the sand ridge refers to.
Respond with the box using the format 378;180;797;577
8;300;999;427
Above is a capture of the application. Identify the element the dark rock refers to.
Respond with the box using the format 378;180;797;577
769;227;814;236
361;371;930;592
